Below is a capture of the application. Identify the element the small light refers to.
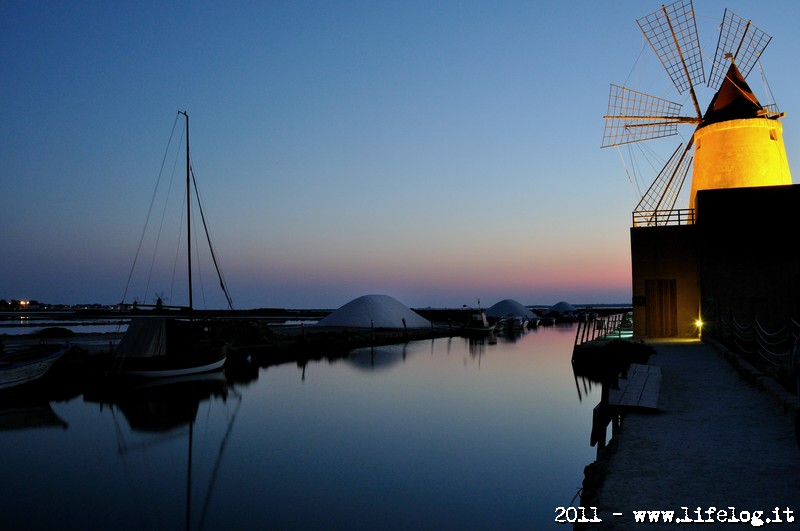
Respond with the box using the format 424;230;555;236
695;319;703;328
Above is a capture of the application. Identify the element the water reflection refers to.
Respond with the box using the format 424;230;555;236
0;325;601;530
83;374;237;531
85;373;229;432
571;341;655;459
0;319;129;336
0;397;68;431
573;372;601;404
466;334;492;363
346;343;412;371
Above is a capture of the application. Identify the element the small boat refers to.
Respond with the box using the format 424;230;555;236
505;314;527;330
114;317;227;377
463;310;495;335
0;344;69;390
467;313;494;332
115;112;232;378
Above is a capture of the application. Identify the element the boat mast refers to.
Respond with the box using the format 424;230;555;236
180;110;193;318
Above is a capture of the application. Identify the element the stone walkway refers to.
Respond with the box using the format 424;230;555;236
586;339;800;529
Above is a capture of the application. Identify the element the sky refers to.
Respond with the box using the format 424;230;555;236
2;0;799;310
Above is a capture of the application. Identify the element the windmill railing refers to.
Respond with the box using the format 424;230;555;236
632;208;695;227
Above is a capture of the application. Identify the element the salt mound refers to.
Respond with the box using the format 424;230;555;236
548;301;576;315
486;299;536;319
316;294;431;329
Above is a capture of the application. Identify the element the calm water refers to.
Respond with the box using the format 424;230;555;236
0;324;601;530
0;317;129;335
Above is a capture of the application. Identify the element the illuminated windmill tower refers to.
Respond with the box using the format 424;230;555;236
602;0;797;339
602;0;792;226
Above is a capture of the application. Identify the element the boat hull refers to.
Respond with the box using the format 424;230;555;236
114;317;228;378
0;345;69;390
463;311;494;335
123;353;227;378
463;325;495;336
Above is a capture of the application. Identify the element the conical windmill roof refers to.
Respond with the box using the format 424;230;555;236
547;301;576;314
703;62;763;125
315;294;431;329
486;299;536;319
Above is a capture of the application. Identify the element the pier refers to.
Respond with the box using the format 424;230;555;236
579;339;800;529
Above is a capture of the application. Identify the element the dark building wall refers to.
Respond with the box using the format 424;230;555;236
695;184;800;331
630;224;700;339
630;184;800;340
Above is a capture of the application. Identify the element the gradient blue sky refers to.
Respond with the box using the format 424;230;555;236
2;1;798;309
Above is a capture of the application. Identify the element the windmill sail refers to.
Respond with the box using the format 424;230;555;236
602;0;788;225
637;0;704;118
602;0;705;149
707;9;771;91
632;143;693;227
602;85;686;148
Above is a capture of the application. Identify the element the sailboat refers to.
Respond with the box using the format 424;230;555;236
115;111;232;378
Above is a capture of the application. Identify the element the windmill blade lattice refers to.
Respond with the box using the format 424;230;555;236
602;85;685;148
633;142;693;226
707;9;771;91
603;2;780;220
637;0;705;99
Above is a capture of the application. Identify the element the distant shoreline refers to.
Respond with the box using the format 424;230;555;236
1;302;632;318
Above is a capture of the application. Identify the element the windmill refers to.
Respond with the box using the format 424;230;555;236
602;0;792;227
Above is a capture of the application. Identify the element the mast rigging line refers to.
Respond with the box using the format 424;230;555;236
120;111;234;310
190;164;234;311
121;113;182;306
143;123;186;306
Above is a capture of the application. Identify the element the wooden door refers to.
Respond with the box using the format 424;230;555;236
645;279;677;337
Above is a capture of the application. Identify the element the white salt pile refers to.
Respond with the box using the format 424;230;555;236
315;294;431;329
486;299;537;319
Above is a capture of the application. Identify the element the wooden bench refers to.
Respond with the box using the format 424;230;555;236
607;363;661;409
